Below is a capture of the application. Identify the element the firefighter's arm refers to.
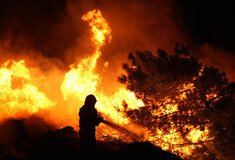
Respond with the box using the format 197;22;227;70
95;115;103;126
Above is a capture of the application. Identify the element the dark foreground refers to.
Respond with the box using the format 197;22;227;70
0;119;182;160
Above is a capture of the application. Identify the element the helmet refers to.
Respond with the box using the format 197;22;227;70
85;94;97;105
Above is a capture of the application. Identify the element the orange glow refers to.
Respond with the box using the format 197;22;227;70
82;9;112;49
0;9;213;159
61;9;143;127
150;125;210;156
0;60;56;119
148;82;211;156
187;126;209;143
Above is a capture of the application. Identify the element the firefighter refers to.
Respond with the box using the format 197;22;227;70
79;94;103;159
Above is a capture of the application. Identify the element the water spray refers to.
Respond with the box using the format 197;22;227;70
101;119;145;142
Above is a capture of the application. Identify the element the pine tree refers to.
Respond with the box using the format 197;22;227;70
118;43;235;159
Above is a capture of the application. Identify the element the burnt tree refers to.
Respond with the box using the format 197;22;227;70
118;43;235;160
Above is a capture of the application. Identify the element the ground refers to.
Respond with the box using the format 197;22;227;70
0;120;182;160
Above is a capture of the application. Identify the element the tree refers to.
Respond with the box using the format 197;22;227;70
118;43;235;159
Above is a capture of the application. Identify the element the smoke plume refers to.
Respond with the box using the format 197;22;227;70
0;1;233;159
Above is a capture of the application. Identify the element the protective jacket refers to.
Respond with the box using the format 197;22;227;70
79;104;101;137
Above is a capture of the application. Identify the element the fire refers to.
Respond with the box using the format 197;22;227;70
61;9;111;100
61;9;143;126
0;8;213;159
150;125;210;156
81;9;112;49
187;126;209;143
0;60;56;120
148;82;211;156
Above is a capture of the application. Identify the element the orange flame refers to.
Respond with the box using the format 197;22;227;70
61;9;144;127
149;83;211;156
0;60;56;119
82;9;112;50
0;9;213;158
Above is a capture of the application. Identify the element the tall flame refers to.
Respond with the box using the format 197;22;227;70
61;9;143;127
82;9;112;50
0;9;213;159
61;9;111;101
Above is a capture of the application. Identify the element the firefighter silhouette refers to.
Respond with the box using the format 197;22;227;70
79;94;103;159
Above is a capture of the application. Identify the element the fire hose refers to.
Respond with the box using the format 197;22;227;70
97;119;144;142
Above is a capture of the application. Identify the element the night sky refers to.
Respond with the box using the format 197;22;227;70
179;0;235;54
0;0;234;80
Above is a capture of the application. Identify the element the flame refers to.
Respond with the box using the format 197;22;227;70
0;60;56;120
61;10;111;100
149;82;211;156
0;9;213;158
60;10;212;156
187;126;209;143
150;125;210;156
61;9;143;127
82;9;112;50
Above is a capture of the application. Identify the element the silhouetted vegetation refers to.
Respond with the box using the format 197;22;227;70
118;43;235;159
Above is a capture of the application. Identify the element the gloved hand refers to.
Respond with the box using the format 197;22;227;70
97;116;103;123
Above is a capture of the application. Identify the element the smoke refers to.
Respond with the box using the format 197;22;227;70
0;0;78;65
66;0;186;92
0;0;234;143
0;0;184;66
0;2;233;159
176;0;235;81
199;43;235;82
0;0;187;125
0;0;233;81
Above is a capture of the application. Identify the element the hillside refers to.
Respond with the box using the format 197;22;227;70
0;119;182;160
